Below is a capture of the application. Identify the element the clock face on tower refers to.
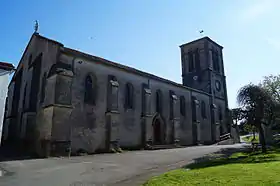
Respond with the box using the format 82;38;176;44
215;80;221;91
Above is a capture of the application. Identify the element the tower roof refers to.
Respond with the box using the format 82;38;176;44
180;36;223;49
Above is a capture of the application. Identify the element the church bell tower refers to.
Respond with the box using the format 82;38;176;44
180;37;227;101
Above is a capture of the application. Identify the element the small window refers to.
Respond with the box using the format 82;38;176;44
212;51;216;70
156;90;162;113
180;96;186;116
201;101;206;119
216;53;220;72
188;52;194;72
125;83;134;109
84;75;97;105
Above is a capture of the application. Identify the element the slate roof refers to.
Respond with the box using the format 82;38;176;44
0;62;15;71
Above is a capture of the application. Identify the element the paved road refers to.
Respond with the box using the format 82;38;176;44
0;144;245;186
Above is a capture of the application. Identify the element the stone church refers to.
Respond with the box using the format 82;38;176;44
2;33;229;157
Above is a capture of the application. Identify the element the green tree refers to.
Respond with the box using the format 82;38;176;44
231;108;242;126
237;84;275;153
259;75;280;102
231;108;251;135
238;121;248;135
259;75;280;130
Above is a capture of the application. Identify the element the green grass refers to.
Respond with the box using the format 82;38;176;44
143;148;280;186
274;135;280;142
242;135;259;143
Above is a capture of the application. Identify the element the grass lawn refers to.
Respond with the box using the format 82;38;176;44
242;135;259;143
143;147;280;186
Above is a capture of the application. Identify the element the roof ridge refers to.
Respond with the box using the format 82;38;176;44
63;47;213;96
180;36;223;49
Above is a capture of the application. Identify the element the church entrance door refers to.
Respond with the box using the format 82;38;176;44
153;119;162;145
192;123;198;144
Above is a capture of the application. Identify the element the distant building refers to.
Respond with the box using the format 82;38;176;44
0;62;15;145
3;33;230;157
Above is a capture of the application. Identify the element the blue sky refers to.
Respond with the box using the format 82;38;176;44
1;0;280;108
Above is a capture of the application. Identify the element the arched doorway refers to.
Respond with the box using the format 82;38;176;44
192;123;198;145
153;118;162;145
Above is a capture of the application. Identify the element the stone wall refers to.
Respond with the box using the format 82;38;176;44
54;49;222;153
3;34;62;154
3;34;228;156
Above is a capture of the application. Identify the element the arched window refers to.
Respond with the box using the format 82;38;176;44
40;72;47;103
201;101;206;119
195;48;200;71
156;89;162;113
188;52;194;72
84;74;97;105
125;83;134;109
212;51;220;72
108;75;119;111
180;96;186;116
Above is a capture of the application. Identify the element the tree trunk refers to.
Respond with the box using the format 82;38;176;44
258;124;267;153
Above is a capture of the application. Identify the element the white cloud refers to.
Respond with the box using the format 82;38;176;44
240;0;278;22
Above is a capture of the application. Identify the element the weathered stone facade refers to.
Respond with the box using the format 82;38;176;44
2;33;230;157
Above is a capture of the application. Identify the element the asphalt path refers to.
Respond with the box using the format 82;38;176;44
0;144;245;186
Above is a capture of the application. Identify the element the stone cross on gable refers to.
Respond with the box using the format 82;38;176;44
34;20;39;33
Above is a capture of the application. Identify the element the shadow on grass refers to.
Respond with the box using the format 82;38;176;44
184;146;280;170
